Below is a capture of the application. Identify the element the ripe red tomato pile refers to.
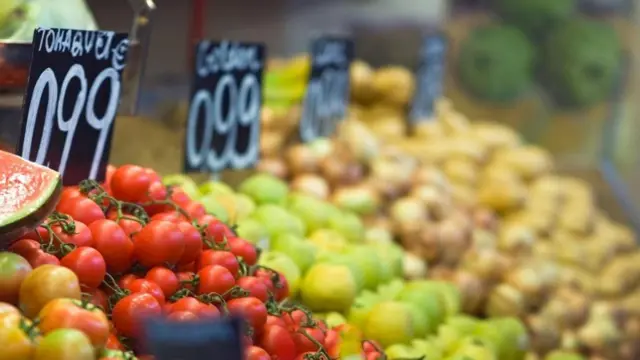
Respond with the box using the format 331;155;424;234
0;164;387;360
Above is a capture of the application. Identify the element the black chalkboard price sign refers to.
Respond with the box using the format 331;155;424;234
409;33;447;123
184;40;266;174
299;36;354;143
143;316;244;360
18;27;129;185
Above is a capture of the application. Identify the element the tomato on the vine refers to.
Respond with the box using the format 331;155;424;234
196;250;239;276
38;298;110;348
142;181;169;215
111;293;161;338
246;346;271;360
133;220;185;267
168;297;220;318
34;328;95;360
49;220;93;249
259;324;297;360
176;221;203;266
56;197;106;226
24;250;60;268
86;288;109;312
292;327;325;354
125;279;166;305
104;333;124;350
237;277;269;303
19;264;82;318
145;267;179;297
117;274;139;290
323;329;340;358
0;252;32;304
9;239;41;258
169;189;191;207
198;216;233;245
59;187;84;204
227;297;267;330
110;165;153;203
151;211;186;224
196;265;235;296
255;269;289;301
90;219;134;274
227;237;258;266
106;213;143;238
176;271;196;292
60;247;107;289
20;225;49;242
166;310;198;322
184;201;206;219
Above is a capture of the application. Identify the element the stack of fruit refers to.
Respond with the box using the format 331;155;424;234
0;152;383;360
162;172;532;359
252;56;640;359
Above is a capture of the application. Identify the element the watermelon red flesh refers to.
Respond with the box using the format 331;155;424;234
0;150;61;247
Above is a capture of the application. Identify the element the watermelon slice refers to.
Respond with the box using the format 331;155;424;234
0;150;61;247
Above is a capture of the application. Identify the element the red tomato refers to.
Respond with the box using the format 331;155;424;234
105;164;116;187
59;187;84;203
196;265;235;296
246;346;271;360
143;181;169;215
366;352;384;360
0;252;32;304
169;188;191;205
38;298;110;348
169;297;220;318
362;340;382;354
255;269;289;301
151;212;187;223
237;277;269;303
166;310;198;322
125;279;165;305
259;325;297;360
176;222;202;265
21;226;49;242
24;250;60;268
56;197;105;226
90;220;134;274
110;165;152;202
9;239;41;258
227;297;267;330
143;168;162;183
111;293;161;338
295;352;328;360
145;267;179;297
50;220;93;249
86;288;109;312
184;202;206;219
60;247;107;289
105;333;124;350
133;220;185;267
198;217;233;245
177;262;196;272
117;274;139;290
293;327;325;354
323;329;340;358
196;250;239;276
176;271;196;292
105;214;144;238
227;237;258;266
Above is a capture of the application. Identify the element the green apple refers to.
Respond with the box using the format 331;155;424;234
286;193;336;234
405;303;431;338
384;344;423;359
308;229;349;253
198;194;230;223
370;242;404;279
238;173;289;205
347;291;381;329
376;279;405;301
300;263;357;312
437;323;465;355
365;228;394;245
412;339;444;360
396;284;445;333
199;180;234;196
344;245;381;290
364;301;415;347
331;186;380;215
252;204;306;238
545;351;586;360
488;317;528;360
323;312;347;328
271;234;316;273
235;218;268;246
258;250;301;297
315;252;365;292
450;336;497;360
445;315;480;335
234;194;256;220
163;174;201;199
328;210;365;243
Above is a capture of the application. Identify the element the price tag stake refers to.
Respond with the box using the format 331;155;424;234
409;33;447;123
18;27;129;185
184;40;266;174
299;36;354;143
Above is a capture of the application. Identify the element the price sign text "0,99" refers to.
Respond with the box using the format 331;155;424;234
18;28;129;185
184;41;265;174
299;37;354;143
410;34;447;123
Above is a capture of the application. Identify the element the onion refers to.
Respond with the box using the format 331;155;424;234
505;267;545;307
409;185;452;220
413;121;445;139
527;315;561;355
417;225;440;263
364;227;394;246
541;287;590;329
452;271;487;315
471;229;497;250
442;158;478;186
403;252;428;280
256;158;288;179
498;222;536;256
462;249;510;284
437;217;470;266
472;208;498;232
577;313;622;356
286;145;321;175
308;138;334;159
290;174;330;200
486;284;526;317
260;131;286;157
389;197;428;233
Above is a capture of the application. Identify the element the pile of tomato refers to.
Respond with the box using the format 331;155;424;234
0;164;385;360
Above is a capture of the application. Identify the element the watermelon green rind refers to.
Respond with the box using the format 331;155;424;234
0;151;62;248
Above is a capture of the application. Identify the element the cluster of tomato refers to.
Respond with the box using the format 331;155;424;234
0;164;380;360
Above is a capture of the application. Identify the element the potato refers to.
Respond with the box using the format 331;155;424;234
477;177;527;213
492;145;553;181
442;157;478;186
472;121;522;151
371;66;415;107
350;60;377;104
